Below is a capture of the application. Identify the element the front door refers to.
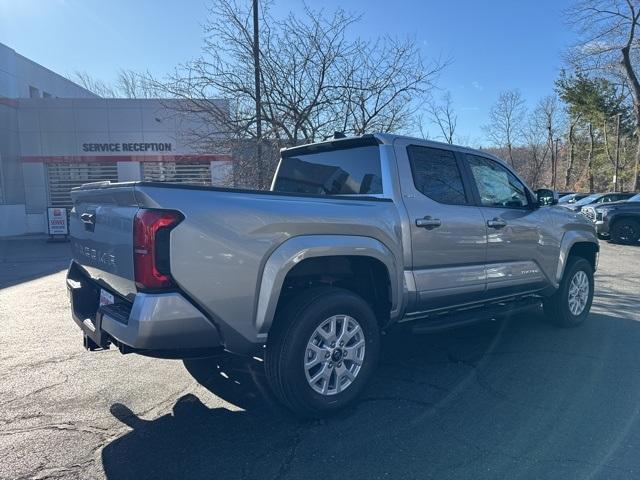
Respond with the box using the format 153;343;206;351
462;154;551;298
394;140;488;313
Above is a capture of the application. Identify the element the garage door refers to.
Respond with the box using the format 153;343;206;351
142;161;211;185
46;163;118;209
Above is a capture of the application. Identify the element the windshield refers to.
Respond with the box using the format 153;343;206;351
629;193;640;202
558;194;574;203
574;193;602;206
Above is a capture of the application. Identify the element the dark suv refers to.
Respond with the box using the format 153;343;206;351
582;193;640;244
562;192;637;212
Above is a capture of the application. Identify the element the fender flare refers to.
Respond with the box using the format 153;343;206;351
555;230;599;285
254;235;402;340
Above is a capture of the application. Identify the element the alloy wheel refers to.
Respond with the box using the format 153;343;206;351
304;315;366;396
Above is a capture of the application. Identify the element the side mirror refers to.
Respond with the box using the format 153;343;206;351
536;188;558;206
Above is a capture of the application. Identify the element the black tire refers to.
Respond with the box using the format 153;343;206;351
265;287;380;417
610;219;640;245
543;257;594;327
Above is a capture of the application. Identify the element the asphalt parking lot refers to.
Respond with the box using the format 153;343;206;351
1;239;640;479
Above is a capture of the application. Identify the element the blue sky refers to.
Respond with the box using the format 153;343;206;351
0;0;576;144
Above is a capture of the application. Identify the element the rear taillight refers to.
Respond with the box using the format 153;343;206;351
133;209;183;290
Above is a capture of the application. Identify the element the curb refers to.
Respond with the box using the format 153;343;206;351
0;234;57;242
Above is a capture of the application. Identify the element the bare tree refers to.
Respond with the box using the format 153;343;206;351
71;70;161;99
567;0;640;189
337;38;446;136
141;0;446;187
115;69;162;98
68;1;446;188
416;112;430;140
427;91;457;143
533;95;563;189
153;0;444;141
565;114;582;188
522;118;551;189
483;89;526;166
584;122;597;190
71;71;116;97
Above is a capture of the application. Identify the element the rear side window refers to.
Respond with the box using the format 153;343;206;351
614;193;634;201
273;146;382;195
407;145;468;205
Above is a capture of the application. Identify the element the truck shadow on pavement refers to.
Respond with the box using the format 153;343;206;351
0;240;71;289
102;309;640;479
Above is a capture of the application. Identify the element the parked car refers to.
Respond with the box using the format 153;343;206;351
66;133;599;416
582;193;640;244
557;191;575;199
561;192;637;212
558;193;591;204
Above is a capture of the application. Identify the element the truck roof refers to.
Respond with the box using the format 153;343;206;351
281;132;508;166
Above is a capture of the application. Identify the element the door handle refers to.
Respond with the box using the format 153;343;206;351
80;213;95;224
80;212;96;232
487;217;507;229
416;216;442;229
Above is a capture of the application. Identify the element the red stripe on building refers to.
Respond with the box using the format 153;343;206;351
21;154;232;163
0;96;19;108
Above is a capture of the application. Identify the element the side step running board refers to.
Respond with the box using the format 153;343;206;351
408;296;542;334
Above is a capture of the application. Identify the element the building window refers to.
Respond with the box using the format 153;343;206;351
42;91;52;98
29;86;40;98
46;163;119;209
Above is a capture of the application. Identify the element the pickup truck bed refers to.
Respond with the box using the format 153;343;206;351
68;180;402;356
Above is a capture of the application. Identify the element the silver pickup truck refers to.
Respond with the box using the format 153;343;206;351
67;133;599;416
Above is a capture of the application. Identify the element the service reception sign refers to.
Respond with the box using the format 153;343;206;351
47;207;68;236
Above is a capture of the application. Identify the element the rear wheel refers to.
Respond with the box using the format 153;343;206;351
610;219;640;245
543;257;594;327
265;287;380;417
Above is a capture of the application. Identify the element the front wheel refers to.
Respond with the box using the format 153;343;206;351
543;257;594;327
610;219;640;245
265;287;380;417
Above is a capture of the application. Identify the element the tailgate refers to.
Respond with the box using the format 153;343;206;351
70;183;140;300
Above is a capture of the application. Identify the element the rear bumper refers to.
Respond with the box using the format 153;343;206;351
67;261;222;354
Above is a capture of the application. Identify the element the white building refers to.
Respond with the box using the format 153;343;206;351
0;42;231;237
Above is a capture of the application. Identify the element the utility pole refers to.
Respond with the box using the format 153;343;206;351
548;125;555;190
253;0;263;188
614;112;621;191
553;138;560;190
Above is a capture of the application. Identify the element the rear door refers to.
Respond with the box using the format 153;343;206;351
70;185;140;300
462;154;551;297
394;140;488;312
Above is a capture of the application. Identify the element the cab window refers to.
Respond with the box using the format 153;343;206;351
273;145;382;195
407;145;468;205
465;154;529;208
